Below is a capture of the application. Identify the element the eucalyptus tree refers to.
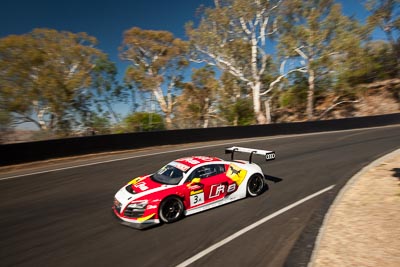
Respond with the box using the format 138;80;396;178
278;0;364;120
177;66;219;128
91;57;125;123
0;29;107;133
336;40;398;86
120;27;188;129
218;72;255;126
187;0;302;124
366;0;400;75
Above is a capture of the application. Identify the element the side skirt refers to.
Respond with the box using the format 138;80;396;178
185;195;244;216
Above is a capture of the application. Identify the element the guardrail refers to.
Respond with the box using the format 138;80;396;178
1;113;399;166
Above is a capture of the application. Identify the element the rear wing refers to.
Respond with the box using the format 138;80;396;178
225;146;276;163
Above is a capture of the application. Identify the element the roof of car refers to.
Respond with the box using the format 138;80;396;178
173;156;223;170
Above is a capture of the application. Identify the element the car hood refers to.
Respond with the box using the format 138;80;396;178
115;175;175;206
127;175;164;194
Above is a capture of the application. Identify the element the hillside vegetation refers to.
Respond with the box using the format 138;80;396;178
1;0;399;143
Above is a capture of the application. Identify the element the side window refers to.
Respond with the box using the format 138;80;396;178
215;164;226;174
188;164;226;181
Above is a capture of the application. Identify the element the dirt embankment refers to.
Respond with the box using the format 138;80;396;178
310;150;400;267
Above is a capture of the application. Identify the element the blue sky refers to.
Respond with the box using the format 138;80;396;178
1;0;214;65
1;0;378;67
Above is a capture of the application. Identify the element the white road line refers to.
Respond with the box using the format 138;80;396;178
176;185;335;267
1;124;398;181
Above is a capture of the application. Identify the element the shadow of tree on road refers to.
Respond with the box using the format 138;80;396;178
391;168;400;180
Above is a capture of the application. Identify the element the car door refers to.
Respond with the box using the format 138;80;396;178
186;164;230;206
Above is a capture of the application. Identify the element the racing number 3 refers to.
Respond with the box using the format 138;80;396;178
190;193;205;206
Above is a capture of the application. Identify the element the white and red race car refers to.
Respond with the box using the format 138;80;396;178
113;146;275;229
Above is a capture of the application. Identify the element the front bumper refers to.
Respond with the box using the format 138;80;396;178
120;220;159;230
112;207;159;230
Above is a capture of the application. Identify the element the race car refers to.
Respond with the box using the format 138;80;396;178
112;146;275;229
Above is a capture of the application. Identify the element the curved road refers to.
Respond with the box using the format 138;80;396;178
1;125;399;267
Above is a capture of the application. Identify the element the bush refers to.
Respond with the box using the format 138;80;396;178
122;112;165;132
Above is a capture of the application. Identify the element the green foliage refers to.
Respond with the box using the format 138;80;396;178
366;0;400;36
91;57;125;122
337;40;398;87
1;1;398;139
278;0;366;119
0;110;11;127
186;0;283;124
365;0;400;76
218;72;255;126
121;28;188;76
85;114;112;134
219;98;255;126
175;66;219;128
120;27;189;129
122;112;165;132
279;88;308;109
0;28;107;133
278;72;308;108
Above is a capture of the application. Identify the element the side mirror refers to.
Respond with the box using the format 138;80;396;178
191;178;201;184
187;177;201;188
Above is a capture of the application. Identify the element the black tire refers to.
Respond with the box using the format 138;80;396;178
247;174;266;197
158;196;184;223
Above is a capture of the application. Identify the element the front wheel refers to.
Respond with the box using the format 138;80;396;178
247;174;266;197
158;196;184;223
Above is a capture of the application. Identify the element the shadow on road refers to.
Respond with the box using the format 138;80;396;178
264;174;283;183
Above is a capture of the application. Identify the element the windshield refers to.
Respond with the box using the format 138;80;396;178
151;165;184;185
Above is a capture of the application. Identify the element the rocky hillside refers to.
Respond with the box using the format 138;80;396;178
353;79;400;117
278;78;400;122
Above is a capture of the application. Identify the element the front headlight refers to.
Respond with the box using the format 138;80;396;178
114;198;121;208
128;200;148;209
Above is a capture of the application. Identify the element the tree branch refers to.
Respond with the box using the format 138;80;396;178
295;46;308;60
258;54;268;76
194;45;250;83
239;17;252;35
318;100;360;119
260;66;307;96
11;113;41;129
260;16;269;45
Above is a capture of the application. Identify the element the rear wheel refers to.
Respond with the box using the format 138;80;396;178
159;196;184;223
247;174;266;197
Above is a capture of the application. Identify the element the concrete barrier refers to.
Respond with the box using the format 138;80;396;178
1;113;399;166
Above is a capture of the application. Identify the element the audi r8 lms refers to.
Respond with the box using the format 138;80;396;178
112;146;276;229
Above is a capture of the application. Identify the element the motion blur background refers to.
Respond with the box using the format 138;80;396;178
0;0;399;143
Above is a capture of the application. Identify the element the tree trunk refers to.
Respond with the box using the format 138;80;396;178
165;115;172;129
203;97;210;128
264;98;272;124
307;68;315;121
37;108;48;130
105;101;120;123
153;87;173;130
251;81;267;124
233;115;238;126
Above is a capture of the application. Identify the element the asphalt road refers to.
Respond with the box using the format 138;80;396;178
1;125;399;267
